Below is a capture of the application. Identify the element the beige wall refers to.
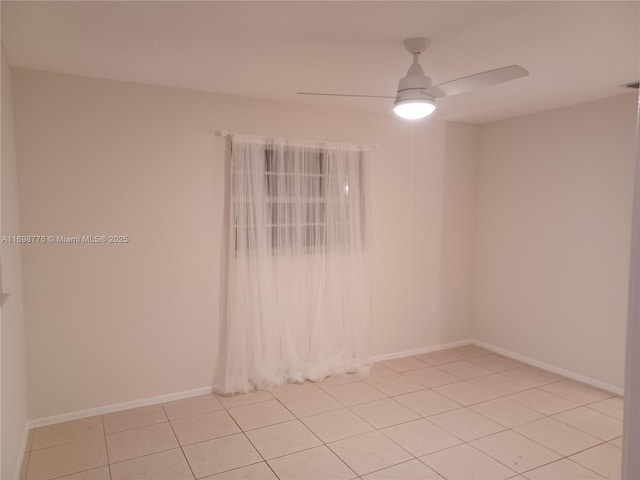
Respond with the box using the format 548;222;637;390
473;94;638;390
440;123;479;340
1;50;28;478
11;68;477;419
10;65;635;421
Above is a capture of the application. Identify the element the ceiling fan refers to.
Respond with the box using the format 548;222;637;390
298;38;529;120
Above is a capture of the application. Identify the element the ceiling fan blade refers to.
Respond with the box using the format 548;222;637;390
425;65;529;98
297;92;395;99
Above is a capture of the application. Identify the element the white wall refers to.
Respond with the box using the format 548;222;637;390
11;69;477;420
1;49;28;479
473;94;638;390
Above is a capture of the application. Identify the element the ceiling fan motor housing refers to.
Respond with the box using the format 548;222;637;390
395;72;434;103
395;48;435;106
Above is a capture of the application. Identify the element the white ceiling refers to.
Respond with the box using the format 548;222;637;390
2;1;638;123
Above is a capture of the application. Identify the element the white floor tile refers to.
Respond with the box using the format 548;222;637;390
203;462;277;480
300;408;374;443
278;389;343;418
541;380;612;405
433;381;498;406
216;390;274;409
570;443;622;480
470;373;531;396
515;418;601;456
471;430;561;473
362;459;442;479
171;410;240;446
507;388;578;415
523;458;605;479
324;382;386;406
182;433;262;478
470;398;544;428
401;368;459;388
414;350;463;366
394;389;461;417
245;419;322;460
351;398;419;429
468;354;525;372
27;437;108;480
420;443;515;480
587;397;624;420
328;431;412;476
270;381;321;399
110;448;194;480
381;419;462;457
429;408;505;441
32;417;104;451
269;446;356;480
103;405;166;434
163;395;224;420
228;399;294;431
501;366;564;386
553;407;623;440
365;376;425;396
438;361;493;380
383;357;429;373
106;423;178;464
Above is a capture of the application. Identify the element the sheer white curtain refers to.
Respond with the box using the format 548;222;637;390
214;134;372;394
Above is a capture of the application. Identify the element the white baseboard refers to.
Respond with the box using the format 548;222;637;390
27;337;622;430
473;339;624;396
27;386;214;429
27;339;474;429
370;338;473;363
15;426;30;480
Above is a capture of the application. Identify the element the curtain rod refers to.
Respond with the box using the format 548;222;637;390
214;130;379;150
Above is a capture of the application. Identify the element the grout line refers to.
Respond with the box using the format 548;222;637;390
46;454;111;480
107;445;180;466
223;400;282;480
201;460;268;479
175;448;197;480
162;406;198;480
20;450;30;480
48;464;110;480
25;435;109;455
271;396;327;444
100;416;112;480
103;418;169;436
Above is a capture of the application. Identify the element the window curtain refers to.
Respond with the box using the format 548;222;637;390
214;134;372;394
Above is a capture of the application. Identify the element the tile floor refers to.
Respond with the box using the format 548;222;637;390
20;346;624;480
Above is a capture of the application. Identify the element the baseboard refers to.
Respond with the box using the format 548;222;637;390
28;337;621;430
15;426;30;480
370;338;473;363
473;339;624;396
27;386;214;429
28;340;474;429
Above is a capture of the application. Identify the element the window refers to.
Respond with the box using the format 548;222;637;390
231;143;364;254
218;134;371;394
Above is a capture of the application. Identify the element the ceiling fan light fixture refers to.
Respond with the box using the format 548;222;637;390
394;83;436;119
393;98;436;119
393;52;435;120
